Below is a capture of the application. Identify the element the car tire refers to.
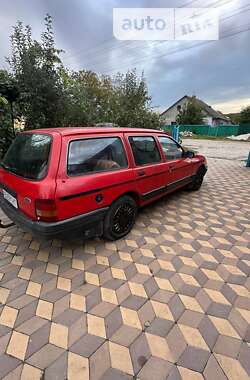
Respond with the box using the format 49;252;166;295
186;167;205;191
103;195;137;241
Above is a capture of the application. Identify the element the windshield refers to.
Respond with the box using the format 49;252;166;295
2;133;52;180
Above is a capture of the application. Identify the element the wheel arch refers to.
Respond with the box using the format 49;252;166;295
111;191;140;207
197;164;207;176
103;191;138;241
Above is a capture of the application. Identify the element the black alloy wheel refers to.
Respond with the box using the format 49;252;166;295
103;196;137;240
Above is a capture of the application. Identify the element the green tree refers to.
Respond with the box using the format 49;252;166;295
5;16;160;131
0;70;19;157
63;70;115;126
226;113;241;124
7;14;66;129
63;68;160;129
176;97;204;125
112;70;160;129
240;106;250;124
0;80;19;136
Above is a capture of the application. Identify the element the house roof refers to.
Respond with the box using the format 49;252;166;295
160;95;189;116
161;95;230;121
194;98;230;121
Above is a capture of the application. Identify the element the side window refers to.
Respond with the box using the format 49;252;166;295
158;136;183;161
129;136;161;166
68;137;127;176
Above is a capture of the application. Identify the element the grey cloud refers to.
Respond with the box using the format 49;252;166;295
0;0;249;112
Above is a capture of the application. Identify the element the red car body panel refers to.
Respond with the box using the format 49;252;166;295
0;131;61;220
0;127;207;238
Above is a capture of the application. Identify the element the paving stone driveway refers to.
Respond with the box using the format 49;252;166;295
0;158;249;380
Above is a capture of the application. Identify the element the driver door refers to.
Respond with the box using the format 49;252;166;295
158;136;194;186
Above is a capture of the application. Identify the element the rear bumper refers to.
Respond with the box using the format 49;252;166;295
0;195;108;239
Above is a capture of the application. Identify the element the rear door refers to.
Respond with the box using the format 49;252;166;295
55;133;134;220
126;134;166;202
157;136;194;187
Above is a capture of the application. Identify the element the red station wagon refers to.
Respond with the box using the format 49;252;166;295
0;127;207;240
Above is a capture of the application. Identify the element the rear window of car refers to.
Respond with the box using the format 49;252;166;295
2;133;52;180
67;137;128;176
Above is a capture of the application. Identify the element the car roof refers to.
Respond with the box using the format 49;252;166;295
26;127;167;137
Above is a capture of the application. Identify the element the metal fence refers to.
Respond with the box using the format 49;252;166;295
162;124;250;137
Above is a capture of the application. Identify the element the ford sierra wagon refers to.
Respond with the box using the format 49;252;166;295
0;127;207;240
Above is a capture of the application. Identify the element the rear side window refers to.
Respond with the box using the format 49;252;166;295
129;136;161;166
67;137;127;176
2;133;51;180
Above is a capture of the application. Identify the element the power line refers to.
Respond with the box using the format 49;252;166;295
63;40;138;63
62;0;234;63
103;23;250;73
222;3;250;21
62;6;238;71
99;24;250;75
61;1;244;75
67;6;250;74
94;5;250;70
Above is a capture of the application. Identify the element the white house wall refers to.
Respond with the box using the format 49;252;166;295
161;97;189;125
162;98;231;125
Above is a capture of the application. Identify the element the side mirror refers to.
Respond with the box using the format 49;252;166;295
183;150;195;159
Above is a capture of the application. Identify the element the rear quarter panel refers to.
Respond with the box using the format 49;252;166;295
0;132;61;220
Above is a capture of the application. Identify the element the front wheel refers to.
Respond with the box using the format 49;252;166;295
186;168;205;191
103;196;137;241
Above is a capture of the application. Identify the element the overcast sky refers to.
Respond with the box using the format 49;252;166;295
1;0;249;113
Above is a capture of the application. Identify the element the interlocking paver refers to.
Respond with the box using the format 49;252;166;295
6;331;29;360
0;158;249;379
138;356;173;380
67;352;89;380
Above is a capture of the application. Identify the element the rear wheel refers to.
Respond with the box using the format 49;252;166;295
103;196;137;241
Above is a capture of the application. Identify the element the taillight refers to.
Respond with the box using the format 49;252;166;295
35;199;57;222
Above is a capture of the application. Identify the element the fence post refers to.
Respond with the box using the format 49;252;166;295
172;126;176;140
246;152;250;167
176;126;180;143
172;126;180;142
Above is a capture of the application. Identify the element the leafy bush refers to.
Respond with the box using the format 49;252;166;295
0;15;161;157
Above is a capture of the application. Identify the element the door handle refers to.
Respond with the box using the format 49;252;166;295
138;170;146;177
169;165;175;172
